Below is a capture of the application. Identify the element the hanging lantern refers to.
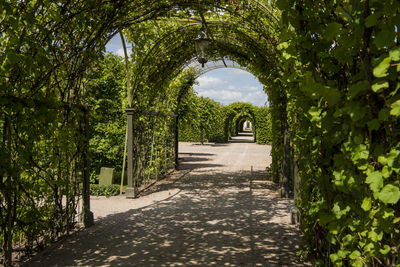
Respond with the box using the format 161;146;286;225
194;25;212;67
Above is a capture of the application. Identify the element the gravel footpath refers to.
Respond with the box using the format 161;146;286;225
24;132;309;266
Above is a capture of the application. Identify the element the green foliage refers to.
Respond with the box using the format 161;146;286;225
254;106;272;145
277;0;400;265
85;53;126;179
198;97;226;143
179;96;227;143
179;100;271;145
179;123;201;142
225;102;257;138
90;184;120;197
3;0;400;266
0;1;279;265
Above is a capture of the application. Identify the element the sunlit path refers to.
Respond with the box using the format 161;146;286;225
25;133;308;266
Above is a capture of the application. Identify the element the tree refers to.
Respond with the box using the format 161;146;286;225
84;53;126;181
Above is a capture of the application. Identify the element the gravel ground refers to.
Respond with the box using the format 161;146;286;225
24;132;309;266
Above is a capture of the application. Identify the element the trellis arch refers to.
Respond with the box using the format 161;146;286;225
224;102;258;140
1;2;290;265
125;19;278;105
3;1;399;265
191;60;249;78
121;19;277;191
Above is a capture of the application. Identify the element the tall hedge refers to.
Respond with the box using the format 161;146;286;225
254;106;272;145
179;96;227;143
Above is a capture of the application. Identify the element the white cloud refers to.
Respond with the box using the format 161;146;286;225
242;91;268;106
198;90;243;102
228;85;238;91
243;86;259;92
196;76;226;89
116;48;125;57
225;85;261;93
229;68;248;76
113;48;133;59
194;70;268;106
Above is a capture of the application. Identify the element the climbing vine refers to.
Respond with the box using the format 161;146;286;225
3;0;400;266
277;0;400;265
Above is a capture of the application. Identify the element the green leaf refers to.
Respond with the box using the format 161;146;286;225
276;0;290;10
379;108;390;121
330;253;339;263
308;106;322;120
319;213;334;226
332;202;350;219
343;234;354;246
366;171;383;192
365;12;381;27
348;81;369;99
352;144;369;162
368;229;383;242
353;135;363;145
277;41;289;50
367;119;380;131
372;81;389;93
377;184;400;204
349;105;366;122
320;87;341;105
373;57;391;78
390;100;400;116
361;197;372;211
352;260;363;267
349;250;361;260
379;245;391;255
390;47;400;61
325;22;342;41
386;149;400;169
374;30;395;48
338;250;349;258
382;166;391;178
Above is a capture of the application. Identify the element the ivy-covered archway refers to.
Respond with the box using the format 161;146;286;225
2;0;400;265
224;102;257;139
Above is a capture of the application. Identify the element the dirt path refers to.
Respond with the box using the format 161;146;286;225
25;132;308;266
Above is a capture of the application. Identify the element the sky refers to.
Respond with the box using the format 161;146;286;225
105;35;268;107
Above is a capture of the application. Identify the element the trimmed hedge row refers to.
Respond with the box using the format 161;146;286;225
90;184;120;197
179;102;271;145
254;106;272;145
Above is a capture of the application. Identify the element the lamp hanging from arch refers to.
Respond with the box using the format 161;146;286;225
194;25;212;67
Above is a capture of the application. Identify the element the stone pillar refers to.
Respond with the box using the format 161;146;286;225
125;108;137;198
82;106;94;227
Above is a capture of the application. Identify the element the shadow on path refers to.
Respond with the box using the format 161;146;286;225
25;170;307;266
23;136;309;266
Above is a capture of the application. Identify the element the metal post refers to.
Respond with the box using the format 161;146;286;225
125;108;137;198
291;157;300;224
120;126;128;195
174;115;179;169
281;125;291;198
82;106;94;227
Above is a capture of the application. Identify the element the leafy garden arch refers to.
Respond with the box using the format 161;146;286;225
1;0;400;266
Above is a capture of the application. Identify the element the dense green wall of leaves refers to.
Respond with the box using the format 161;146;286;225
84;53;127;182
254;106;272;145
179;100;271;144
179;96;227;143
277;0;400;265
